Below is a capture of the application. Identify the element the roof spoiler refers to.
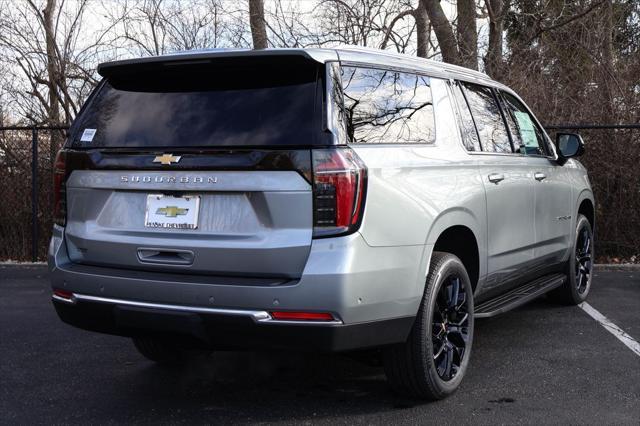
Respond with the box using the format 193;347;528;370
98;49;335;79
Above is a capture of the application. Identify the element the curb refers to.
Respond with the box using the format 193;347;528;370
594;264;640;271
0;262;46;267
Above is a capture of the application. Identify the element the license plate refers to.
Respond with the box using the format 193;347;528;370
145;194;200;229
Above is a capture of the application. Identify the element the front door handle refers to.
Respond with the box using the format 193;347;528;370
534;172;547;181
488;173;505;183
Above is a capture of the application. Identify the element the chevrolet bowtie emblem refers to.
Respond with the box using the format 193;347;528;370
153;153;182;165
156;206;188;217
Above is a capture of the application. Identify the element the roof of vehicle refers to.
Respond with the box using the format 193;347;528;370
97;46;505;89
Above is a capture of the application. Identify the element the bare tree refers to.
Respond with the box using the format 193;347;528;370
414;1;430;58
263;0;322;48
315;0;423;56
42;0;61;127
484;0;509;78
378;0;431;58
249;0;269;48
457;0;478;70
420;0;461;65
103;0;227;57
0;0;99;126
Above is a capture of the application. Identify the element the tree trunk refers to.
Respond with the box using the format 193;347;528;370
601;0;615;118
457;0;478;70
414;1;430;58
249;0;268;49
420;0;460;65
485;0;504;78
43;0;60;126
43;0;63;162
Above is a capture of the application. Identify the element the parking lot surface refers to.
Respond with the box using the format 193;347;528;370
1;266;639;425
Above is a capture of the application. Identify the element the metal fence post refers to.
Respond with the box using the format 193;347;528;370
31;127;38;262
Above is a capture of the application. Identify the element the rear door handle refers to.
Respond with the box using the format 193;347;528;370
534;172;547;181
488;173;505;183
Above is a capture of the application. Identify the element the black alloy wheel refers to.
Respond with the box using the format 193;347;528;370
384;251;474;400
575;226;592;294
432;275;470;381
548;214;594;305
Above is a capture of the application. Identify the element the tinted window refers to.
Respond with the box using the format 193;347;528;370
451;82;481;151
69;63;320;148
461;83;512;153
341;66;435;144
499;91;549;156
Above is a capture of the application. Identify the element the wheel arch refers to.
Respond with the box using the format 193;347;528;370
423;209;484;293
577;196;595;231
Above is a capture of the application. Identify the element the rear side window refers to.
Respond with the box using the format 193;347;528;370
341;66;435;144
451;82;482;151
499;91;549;156
461;83;512;153
69;61;321;148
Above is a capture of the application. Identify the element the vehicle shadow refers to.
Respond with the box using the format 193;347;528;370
123;350;419;422
96;296;569;422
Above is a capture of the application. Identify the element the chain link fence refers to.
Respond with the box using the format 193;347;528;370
0;126;66;261
0;125;638;263
546;126;640;262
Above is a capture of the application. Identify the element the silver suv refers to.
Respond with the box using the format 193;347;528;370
49;47;595;400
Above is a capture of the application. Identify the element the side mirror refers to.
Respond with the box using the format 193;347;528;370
556;133;585;165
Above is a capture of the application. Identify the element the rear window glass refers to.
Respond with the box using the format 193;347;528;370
341;66;435;144
69;62;320;148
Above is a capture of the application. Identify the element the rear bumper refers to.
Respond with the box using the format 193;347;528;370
49;225;428;351
52;294;414;352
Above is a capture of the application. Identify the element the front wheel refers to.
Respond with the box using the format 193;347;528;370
383;251;474;400
548;214;594;305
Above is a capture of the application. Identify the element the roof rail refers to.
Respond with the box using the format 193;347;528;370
334;45;490;80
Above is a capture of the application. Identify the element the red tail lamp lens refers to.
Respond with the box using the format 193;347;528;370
312;148;366;237
270;311;336;321
53;289;73;299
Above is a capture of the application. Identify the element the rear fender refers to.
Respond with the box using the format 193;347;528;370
417;208;486;295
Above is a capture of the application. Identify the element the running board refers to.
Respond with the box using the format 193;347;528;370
475;273;566;318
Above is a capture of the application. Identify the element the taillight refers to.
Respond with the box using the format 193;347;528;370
53;150;67;226
312;147;366;237
270;311;336;321
53;289;73;299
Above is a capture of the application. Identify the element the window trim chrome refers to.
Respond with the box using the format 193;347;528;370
324;61;347;145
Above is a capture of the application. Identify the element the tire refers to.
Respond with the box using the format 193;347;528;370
548;214;594;305
132;337;185;364
383;251;474;400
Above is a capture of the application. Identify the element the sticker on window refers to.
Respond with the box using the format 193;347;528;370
513;112;537;147
80;128;96;143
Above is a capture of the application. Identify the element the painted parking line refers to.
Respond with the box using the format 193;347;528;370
579;302;640;357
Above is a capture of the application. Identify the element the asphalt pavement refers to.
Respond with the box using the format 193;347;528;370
1;265;638;425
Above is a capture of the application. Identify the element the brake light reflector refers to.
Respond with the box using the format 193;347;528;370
270;311;336;321
53;289;73;300
53;150;67;226
312;148;366;237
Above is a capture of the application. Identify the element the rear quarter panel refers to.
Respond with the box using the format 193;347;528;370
351;78;487;290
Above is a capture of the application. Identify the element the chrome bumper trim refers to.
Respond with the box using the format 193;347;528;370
54;293;343;325
52;294;76;305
